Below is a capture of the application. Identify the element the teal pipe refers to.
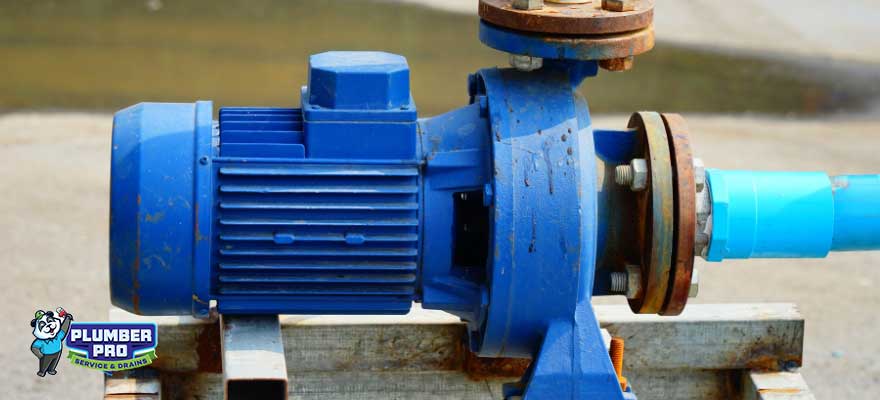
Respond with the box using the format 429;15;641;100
705;170;880;261
831;174;880;251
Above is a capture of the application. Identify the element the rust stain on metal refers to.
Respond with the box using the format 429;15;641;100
462;350;531;380
406;330;534;380
195;321;223;373
454;331;530;380
193;203;205;242
626;112;674;315
599;56;634;72
144;211;165;223
659;113;696;316
479;0;653;35
539;27;655;61
738;339;803;372
746;355;803;372
758;388;803;394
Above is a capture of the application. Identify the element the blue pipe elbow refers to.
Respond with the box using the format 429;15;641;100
705;170;880;261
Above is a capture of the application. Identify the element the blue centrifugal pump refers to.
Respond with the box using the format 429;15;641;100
108;2;880;399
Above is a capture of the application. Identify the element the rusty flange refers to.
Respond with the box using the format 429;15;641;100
659;113;696;316
478;0;654;67
627;112;674;314
478;0;654;35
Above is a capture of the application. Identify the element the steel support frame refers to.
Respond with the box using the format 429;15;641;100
105;303;814;399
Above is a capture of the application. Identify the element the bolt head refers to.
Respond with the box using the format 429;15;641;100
696;192;711;220
625;265;642;299
513;0;543;10
599;57;635;72
693;158;706;192
602;0;635;12
630;158;648;191
509;54;543;72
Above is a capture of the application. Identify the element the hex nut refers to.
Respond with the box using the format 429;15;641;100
625;265;642;299
509;54;543;71
693;157;712;258
513;0;543;10
693;158;706;192
602;0;635;12
599;56;634;72
630;158;648;191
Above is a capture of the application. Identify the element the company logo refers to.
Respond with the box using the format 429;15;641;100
30;307;73;377
65;322;158;372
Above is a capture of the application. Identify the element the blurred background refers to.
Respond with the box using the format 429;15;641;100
1;0;878;399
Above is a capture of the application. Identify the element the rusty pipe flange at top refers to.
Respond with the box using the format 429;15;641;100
479;0;654;35
478;0;655;67
626;112;674;314
659;113;696;316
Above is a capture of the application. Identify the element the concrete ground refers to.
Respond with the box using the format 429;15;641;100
1;112;878;399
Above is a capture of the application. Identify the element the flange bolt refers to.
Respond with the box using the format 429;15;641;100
509;54;543;72
615;165;634;186
610;271;627;293
602;0;635;12
513;0;543;10
615;158;648;191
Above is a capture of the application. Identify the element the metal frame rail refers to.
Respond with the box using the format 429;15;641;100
103;303;813;400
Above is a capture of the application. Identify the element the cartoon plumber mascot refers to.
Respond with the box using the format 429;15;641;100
30;307;73;377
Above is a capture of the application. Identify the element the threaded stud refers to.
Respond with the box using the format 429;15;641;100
615;164;634;186
609;271;627;293
610;337;628;391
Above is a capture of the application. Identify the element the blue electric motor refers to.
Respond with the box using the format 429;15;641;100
112;52;608;353
112;51;636;398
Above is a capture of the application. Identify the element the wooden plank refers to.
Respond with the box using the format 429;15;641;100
744;371;815;400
